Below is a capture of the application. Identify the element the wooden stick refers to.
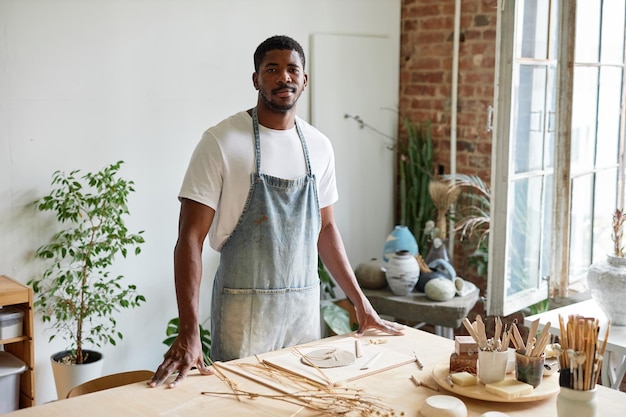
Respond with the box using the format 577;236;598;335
294;347;333;386
463;318;480;344
410;374;439;392
526;319;540;353
501;325;511;352
512;322;526;352
558;314;569;369
531;322;551;357
595;321;611;385
494;316;502;346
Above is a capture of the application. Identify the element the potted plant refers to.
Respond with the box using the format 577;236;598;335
28;161;146;398
588;208;626;325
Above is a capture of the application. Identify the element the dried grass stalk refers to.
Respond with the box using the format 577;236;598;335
429;180;461;239
203;359;405;416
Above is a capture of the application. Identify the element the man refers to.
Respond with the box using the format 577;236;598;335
149;35;403;388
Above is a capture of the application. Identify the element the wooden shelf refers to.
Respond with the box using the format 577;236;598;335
1;275;35;408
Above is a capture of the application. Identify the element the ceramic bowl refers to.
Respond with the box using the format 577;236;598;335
420;395;467;417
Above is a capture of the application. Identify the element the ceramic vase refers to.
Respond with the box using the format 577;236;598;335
425;237;450;264
587;254;626;325
383;225;418;262
556;387;597;417
354;258;387;289
384;250;420;296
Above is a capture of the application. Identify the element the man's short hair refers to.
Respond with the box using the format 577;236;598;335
253;35;306;72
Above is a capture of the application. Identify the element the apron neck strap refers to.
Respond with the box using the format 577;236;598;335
252;107;313;176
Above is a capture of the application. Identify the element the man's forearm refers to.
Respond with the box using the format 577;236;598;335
173;238;203;332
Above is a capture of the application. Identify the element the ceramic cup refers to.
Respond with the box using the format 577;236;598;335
477;349;509;384
515;352;544;387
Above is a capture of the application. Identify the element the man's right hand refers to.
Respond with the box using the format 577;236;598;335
147;334;213;388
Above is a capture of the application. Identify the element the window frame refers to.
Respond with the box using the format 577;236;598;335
489;0;575;316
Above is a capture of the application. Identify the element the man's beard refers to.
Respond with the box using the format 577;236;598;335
258;87;299;113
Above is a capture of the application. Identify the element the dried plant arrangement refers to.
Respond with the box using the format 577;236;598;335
612;208;625;257
202;357;405;417
428;180;461;240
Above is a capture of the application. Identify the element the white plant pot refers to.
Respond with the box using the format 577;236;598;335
588;254;626;326
50;350;104;399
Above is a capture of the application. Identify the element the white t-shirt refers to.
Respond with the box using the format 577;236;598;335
179;110;338;251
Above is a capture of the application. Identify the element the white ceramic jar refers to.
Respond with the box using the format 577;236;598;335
556;387;597;417
384;250;420;296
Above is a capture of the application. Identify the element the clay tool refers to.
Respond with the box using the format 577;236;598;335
355;340;363;358
413;351;424;370
410;374;439;391
360;351;383;370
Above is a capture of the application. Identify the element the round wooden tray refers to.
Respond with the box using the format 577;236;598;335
432;360;560;403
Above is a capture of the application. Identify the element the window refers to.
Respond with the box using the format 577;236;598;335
489;0;626;316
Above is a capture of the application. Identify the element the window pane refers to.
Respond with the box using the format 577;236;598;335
516;0;551;59
512;65;547;173
544;66;556;169
569;174;594;279
548;0;559;59
571;67;599;175
507;176;546;296
600;0;626;64
541;173;553;280
596;66;622;166
575;0;601;62
592;168;618;261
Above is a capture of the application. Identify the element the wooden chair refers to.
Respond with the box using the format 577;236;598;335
66;370;154;398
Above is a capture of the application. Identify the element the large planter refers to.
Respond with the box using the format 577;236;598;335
51;349;104;399
588;255;626;326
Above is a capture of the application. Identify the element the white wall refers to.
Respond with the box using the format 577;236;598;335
0;0;400;403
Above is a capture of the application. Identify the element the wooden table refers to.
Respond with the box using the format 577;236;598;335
525;298;626;390
363;287;480;338
6;326;626;417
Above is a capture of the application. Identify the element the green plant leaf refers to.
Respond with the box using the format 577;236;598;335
320;301;352;335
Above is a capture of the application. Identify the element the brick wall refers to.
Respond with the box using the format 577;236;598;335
400;0;496;180
399;0;498;303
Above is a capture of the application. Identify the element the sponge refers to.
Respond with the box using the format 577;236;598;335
450;371;477;387
484;379;533;400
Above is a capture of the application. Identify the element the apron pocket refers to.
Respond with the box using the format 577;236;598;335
219;284;320;360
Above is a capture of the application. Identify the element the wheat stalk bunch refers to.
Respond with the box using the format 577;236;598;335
428;180;461;239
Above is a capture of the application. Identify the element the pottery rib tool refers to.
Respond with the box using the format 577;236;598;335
463;318;480;344
531;322;551;357
526;318;540;353
475;317;488;349
494;317;502;347
360;351;383;370
512;322;526;352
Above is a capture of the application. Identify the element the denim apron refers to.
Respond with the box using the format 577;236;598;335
210;108;322;361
